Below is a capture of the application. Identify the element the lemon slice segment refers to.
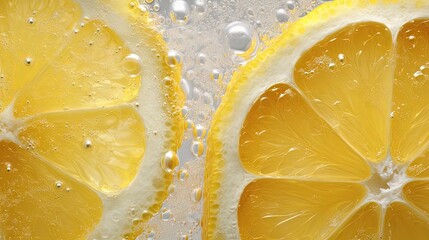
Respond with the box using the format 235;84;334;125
383;202;429;239
19;106;145;193
0;0;81;112
0;0;183;239
295;22;393;162
328;202;381;240
0;141;102;239
14;20;140;117
240;83;370;181
238;179;366;239
392;19;429;164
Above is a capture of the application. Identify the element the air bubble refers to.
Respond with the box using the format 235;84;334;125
25;57;33;66
153;3;160;12
193;124;207;138
338;53;345;64
286;0;295;10
161;151;180;173
194;0;207;13
121;53;142;77
181;106;190;118
84;139;93;149
179;235;189;240
191;140;204;157
27;17;35;24
328;62;336;70
161;208;172;221
276;8;289;23
192;187;202;203
177;168;189;181
55;181;63;189
5;163;11;172
170;0;190;24
210;69;223;82
223;21;259;63
166;50;183;67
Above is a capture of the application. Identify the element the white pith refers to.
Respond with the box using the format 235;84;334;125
212;1;429;239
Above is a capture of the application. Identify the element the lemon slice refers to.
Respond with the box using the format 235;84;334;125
0;0;183;239
203;0;429;239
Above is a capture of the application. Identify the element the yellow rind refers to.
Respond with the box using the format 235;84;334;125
101;1;184;239
203;0;428;239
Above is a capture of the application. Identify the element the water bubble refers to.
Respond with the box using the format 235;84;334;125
170;0;190;24
191;140;204;157
84;139;93;149
55;181;63;189
153;2;160;12
177;168;189;181
166;50;183;67
121;54;142;77
192;187;202;203
193;124;207;138
210;69;223;82
24;57;33;66
223;21;259;63
181;106;190;118
161;208;172;221
338;53;345;64
286;0;295;10
27;17;35;24
194;0;207;13
276;9;289;23
180;78;191;98
179;234;189;240
161;151;180;173
5;163;11;172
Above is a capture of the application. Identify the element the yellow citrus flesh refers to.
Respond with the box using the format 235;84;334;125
295;22;393;163
0;141;102;239
238;179;366;239
0;0;183;239
204;1;429;239
391;19;429;164
240;84;371;181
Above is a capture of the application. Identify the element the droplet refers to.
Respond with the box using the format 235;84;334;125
163;76;173;86
177;168;189;181
84;139;93;149
286;0;295;10
328;62;336;70
55;181;63;189
141;210;152;221
5;163;11;172
24;57;33;66
170;0;190;24
276;8;289;23
27;17;35;24
153;3;160;12
161;151;180;173
194;0;207;13
161;208;172;221
121;53;142;77
192;187;202;203
166;50;183;67
338;53;345;64
181;106;190;118
223;21;259;63
210;69;223;82
193;124;207;139
179;234;189;240
191;140;204;157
